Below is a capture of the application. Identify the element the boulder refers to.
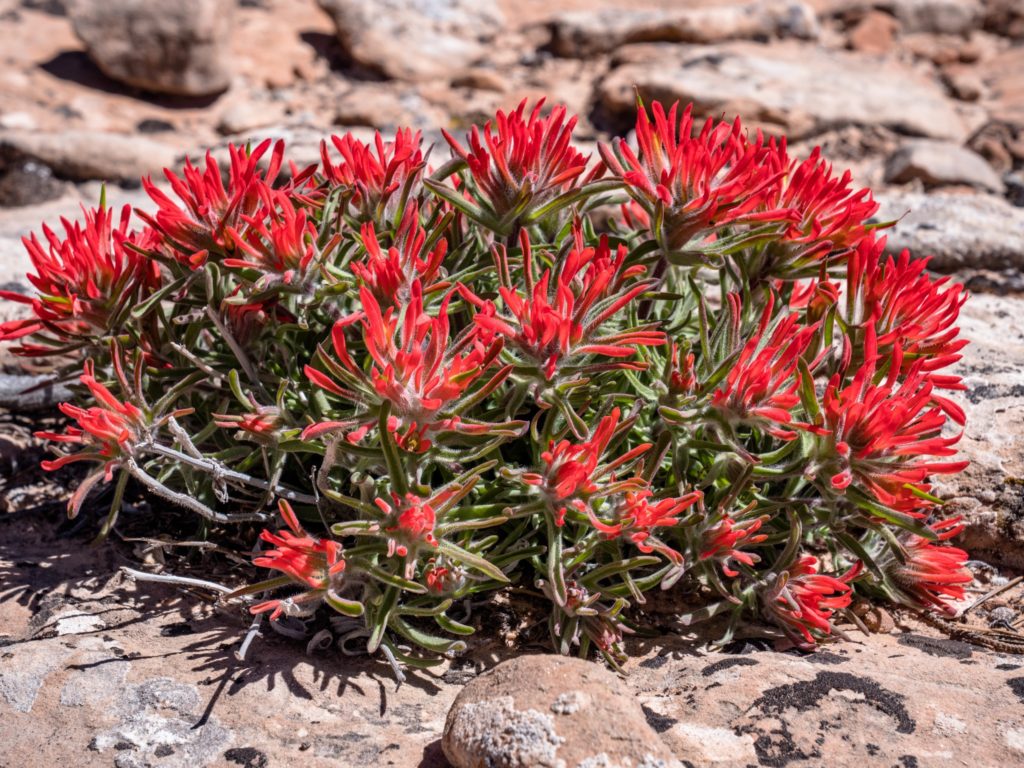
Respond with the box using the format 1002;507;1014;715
443;654;681;768
885;140;1005;192
883;0;982;34
875;190;1024;270
316;0;504;82
66;0;233;97
0;130;178;182
546;2;819;58
599;42;970;141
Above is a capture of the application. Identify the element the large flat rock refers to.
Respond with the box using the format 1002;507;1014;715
599;41;972;141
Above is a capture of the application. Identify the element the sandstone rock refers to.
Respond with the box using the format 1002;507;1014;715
944;65;985;101
0;130;177;182
977;47;1024;127
847;10;900;54
885;139;1004;192
883;0;982;34
316;0;504;82
66;0;233;97
216;101;283;137
443;654;681;768
545;2;819;58
600;42;969;141
934;292;1024;570
0;157;65;207
875;190;1024;269
628;632;1024;767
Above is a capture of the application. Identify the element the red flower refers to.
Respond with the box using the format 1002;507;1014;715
35;360;147;517
442;100;593;224
884;517;972;616
351;202;447;304
710;294;820;440
375;492;444;558
141;139;286;267
847;236;968;424
320;128;425;221
523;408;650;525
460;229;663;380
36;360;145;478
761;141;878;263
303;280;513;452
821;330;968;514
699;514;769;577
251;500;346;620
214;396;281;443
763;555;861;647
601;101;791;251
224;186;332;285
0;204;158;345
588;488;703;565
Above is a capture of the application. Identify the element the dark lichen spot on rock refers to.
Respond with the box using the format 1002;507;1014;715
224;747;269;768
897;633;973;659
159;622;194;637
702;656;760;676
639;653;669;669
154;745;174;757
641;703;678;733
997;663;1022;671
743;720;816;768
750;671;915;734
804;651;849;665
1008;677;1024;704
897;756;919;768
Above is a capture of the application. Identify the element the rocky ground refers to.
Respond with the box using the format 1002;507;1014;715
1;0;1024;766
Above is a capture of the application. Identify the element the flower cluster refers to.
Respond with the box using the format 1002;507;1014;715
8;99;972;670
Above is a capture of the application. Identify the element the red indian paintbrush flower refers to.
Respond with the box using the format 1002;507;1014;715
762;556;861;648
882;517;972;616
0;204;159;346
846;236;968;424
460;229;664;380
710;294;820;441
320;128;425;222
821;328;968;514
35;359;148;516
759;141;878;269
588;488;704;566
224;185;336;285
440;99;596;227
251;500;346;620
523;407;650;525
304;280;514;452
600;101;792;252
699;514;769;577
351;201;447;304
141;139;287;267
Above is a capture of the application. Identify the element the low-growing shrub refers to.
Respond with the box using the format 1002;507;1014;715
1;100;972;669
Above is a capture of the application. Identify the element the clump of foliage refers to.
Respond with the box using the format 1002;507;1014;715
2;100;973;670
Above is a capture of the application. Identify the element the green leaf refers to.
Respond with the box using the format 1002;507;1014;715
437;540;510;583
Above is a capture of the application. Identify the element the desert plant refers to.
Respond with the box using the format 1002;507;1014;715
2;99;972;670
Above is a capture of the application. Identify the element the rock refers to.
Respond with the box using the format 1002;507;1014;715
944;65;985;101
982;0;1024;39
977;47;1024;128
316;0;504;82
932;292;1024;569
66;0;233;97
0;157;65;207
545;2;819;58
628;632;1024;766
332;84;447;131
600;42;970;141
884;140;1004;192
216;101;282;137
883;0;982;34
874;190;1024;270
451;67;508;93
0;130;177;182
1006;170;1024;206
847;10;900;54
443;654;681;768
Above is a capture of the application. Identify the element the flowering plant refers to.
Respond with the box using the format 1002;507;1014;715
4;99;972;669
